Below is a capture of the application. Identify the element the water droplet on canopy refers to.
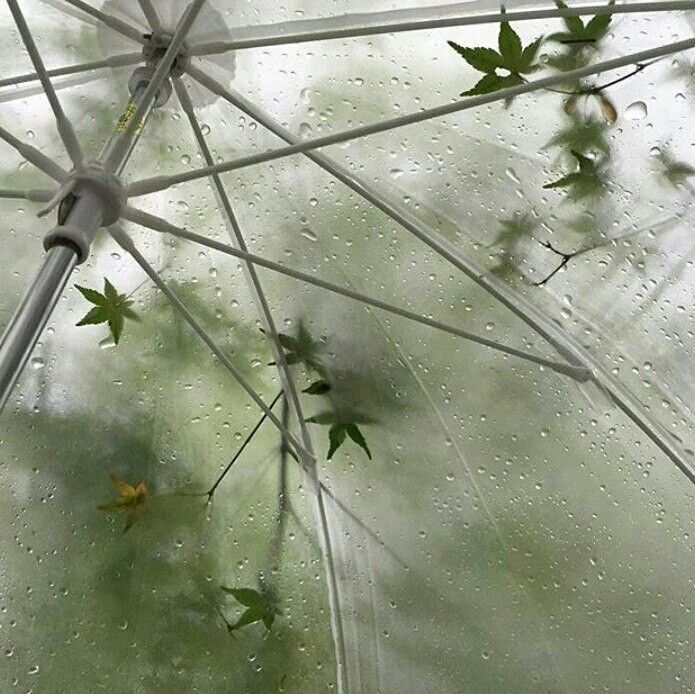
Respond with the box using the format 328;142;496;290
625;101;648;121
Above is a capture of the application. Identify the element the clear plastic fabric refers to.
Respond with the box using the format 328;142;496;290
0;1;694;691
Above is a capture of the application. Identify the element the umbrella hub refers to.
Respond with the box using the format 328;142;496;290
42;160;127;264
128;31;192;108
141;31;191;79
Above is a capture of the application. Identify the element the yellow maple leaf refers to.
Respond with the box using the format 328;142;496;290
97;475;148;532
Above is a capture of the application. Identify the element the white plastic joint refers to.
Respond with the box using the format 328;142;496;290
43;160;127;263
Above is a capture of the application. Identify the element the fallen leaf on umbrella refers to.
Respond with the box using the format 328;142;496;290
97;475;148;532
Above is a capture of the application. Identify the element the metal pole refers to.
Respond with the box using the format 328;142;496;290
0;246;77;409
0;83;156;411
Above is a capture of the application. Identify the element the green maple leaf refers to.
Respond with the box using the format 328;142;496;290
75;279;139;344
543;150;606;200
267;321;326;374
459;71;525;97
220;586;281;633
545;114;611;156
448;10;542;96
306;410;374;460
547;0;614;45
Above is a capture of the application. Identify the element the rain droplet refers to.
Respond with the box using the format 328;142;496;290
301;227;318;242
625;101;647;121
30;357;45;370
390;168;404;180
505;167;521;184
298;122;313;138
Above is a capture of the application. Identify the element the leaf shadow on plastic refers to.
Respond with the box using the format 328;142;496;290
543;150;607;201
1;408;336;691
219;585;282;634
268;320;387;461
489;211;540;281
544;113;611;158
652;148;695;189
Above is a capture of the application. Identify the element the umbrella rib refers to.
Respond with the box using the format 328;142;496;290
137;0;163;33
114;219;349;690
175;80;349;692
60;0;146;44
179;69;586;368
327;257;566;688
173;77;318;438
0;188;56;202
318;481;409;569
103;0;206;173
0;124;68;182
7;0;83;167
123;205;589;382
189;1;695;55
0;52;143;90
108;225;313;461
280;439;410;568
180;74;695;484
183;69;565;323
129;38;695;196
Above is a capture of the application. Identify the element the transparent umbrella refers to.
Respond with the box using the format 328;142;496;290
1;0;694;691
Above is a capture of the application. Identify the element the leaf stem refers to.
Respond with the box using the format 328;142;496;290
267;395;291;571
527;59;653;96
206;390;284;499
533;240;583;286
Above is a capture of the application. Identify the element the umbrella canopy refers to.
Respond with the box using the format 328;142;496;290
0;1;694;691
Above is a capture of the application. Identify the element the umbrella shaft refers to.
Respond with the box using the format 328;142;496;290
0;84;158;412
0;246;76;410
99;83;154;175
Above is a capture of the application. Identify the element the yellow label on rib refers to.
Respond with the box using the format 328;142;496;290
115;99;144;134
